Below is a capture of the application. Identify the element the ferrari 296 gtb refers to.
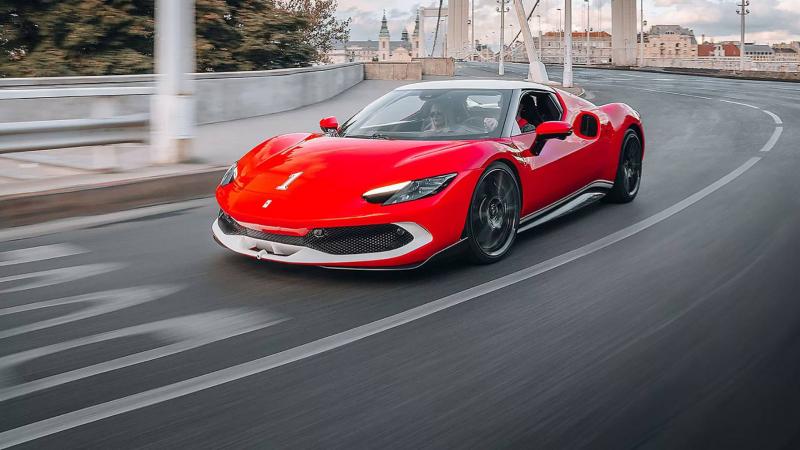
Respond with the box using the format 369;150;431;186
213;80;644;269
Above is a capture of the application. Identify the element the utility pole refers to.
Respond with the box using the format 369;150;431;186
557;7;562;57
536;14;543;60
564;0;573;87
585;0;591;65
497;0;509;76
737;0;750;71
151;0;195;164
471;0;476;58
639;0;645;67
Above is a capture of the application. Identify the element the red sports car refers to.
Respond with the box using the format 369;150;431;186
213;80;644;269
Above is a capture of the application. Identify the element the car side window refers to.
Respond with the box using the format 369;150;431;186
512;92;541;136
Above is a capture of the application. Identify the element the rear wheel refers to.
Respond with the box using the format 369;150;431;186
466;163;520;264
605;130;643;204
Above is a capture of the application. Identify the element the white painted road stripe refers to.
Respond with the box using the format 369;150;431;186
762;110;783;125
720;99;759;109
0;198;212;243
0;311;287;402
0;263;124;295
0;244;87;267
759;127;783;153
0;156;763;449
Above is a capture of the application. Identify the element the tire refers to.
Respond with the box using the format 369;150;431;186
605;129;643;204
465;162;521;264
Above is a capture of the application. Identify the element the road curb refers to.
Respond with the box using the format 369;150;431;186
0;167;225;228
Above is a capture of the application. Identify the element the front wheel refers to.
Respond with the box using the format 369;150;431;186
465;163;521;264
605;130;643;204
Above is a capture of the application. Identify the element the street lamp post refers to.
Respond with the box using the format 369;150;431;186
563;0;573;87
536;14;543;60
639;0;645;67
585;0;591;65
556;8;564;60
497;0;509;76
737;0;750;71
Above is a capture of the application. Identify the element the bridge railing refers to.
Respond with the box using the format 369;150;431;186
0;63;364;162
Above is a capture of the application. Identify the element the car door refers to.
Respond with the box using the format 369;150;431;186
511;90;596;215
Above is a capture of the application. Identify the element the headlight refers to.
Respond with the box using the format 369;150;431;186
363;173;457;205
220;162;238;186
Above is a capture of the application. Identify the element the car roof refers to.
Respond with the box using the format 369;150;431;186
396;79;556;92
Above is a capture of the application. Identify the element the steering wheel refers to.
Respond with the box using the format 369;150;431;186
463;117;489;131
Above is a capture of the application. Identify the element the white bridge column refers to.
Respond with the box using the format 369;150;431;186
151;0;195;164
512;0;549;83
611;0;638;66
447;0;470;59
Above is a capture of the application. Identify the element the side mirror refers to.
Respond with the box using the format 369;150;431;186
320;116;339;135
530;121;573;156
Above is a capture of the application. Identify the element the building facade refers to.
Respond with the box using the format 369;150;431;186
535;31;612;65
643;25;698;59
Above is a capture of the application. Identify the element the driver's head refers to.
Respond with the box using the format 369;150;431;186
429;102;447;129
518;95;536;119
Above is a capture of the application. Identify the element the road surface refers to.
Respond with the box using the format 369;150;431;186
2;63;800;449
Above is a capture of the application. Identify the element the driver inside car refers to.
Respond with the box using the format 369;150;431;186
424;99;500;134
516;95;544;133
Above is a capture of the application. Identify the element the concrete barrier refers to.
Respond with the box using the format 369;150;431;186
364;62;422;80
412;58;455;76
0;63;365;124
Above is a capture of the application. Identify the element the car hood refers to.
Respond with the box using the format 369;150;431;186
223;135;478;224
238;136;474;194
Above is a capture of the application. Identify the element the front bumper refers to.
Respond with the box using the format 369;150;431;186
212;217;433;266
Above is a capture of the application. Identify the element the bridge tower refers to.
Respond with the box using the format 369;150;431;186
447;0;470;59
611;0;638;66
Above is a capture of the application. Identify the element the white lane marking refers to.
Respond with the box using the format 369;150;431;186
0;263;124;295
0;286;179;339
0;156;764;449
759;127;784;153
719;99;759;109
762;110;783;125
0;198;212;243
632;87;712;100
0;244;87;267
0;310;287;402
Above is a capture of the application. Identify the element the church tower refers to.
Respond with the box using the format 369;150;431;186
378;11;391;61
412;12;421;58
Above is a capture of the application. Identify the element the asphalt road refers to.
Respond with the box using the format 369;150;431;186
3;63;800;449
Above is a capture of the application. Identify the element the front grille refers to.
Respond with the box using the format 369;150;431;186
218;212;305;246
218;212;413;255
304;224;414;255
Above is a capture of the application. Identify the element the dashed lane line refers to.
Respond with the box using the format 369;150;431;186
0;244;87;267
0;199;212;243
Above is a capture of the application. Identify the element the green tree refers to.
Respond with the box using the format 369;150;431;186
0;0;155;77
277;0;350;64
0;0;327;77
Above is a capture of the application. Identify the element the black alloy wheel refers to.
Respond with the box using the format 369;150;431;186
605;130;643;203
466;162;521;264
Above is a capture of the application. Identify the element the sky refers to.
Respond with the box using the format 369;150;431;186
335;0;800;49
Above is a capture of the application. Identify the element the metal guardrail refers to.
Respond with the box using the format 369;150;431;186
0;114;149;154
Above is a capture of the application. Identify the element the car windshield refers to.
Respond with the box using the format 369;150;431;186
339;89;512;141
